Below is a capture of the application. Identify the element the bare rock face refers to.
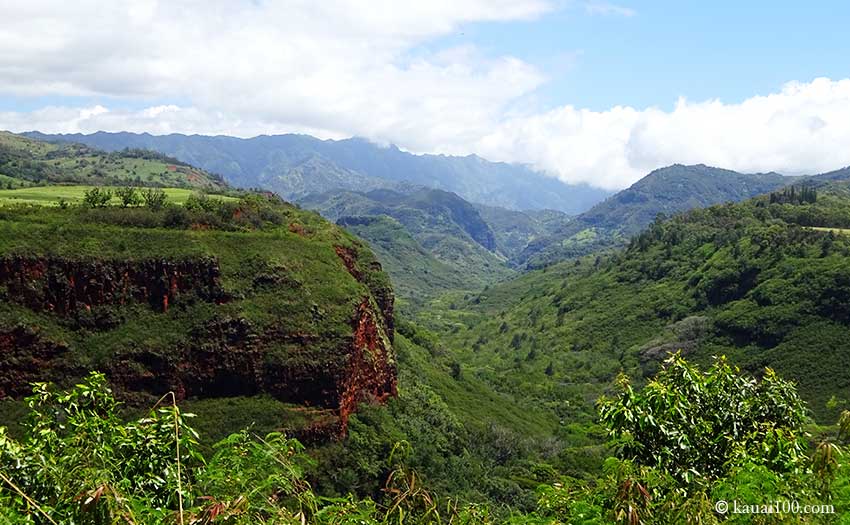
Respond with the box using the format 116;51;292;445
0;252;396;439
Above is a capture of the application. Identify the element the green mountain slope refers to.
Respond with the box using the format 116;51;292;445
0;135;575;510
473;204;571;261
23;131;613;213
426;178;850;431
517;164;792;267
336;216;468;300
301;188;515;300
0;131;227;190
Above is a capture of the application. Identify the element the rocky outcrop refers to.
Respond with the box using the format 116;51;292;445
337;298;397;432
105;296;396;437
334;244;394;341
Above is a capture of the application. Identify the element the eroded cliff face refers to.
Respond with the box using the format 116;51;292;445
0;326;68;397
0;250;396;438
0;255;226;315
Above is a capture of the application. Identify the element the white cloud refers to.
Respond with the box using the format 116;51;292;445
584;2;636;17
0;0;549;149
471;78;850;189
1;3;850;190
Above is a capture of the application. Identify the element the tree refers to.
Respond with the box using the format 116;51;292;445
115;185;142;207
598;354;808;487
143;187;168;210
82;186;112;208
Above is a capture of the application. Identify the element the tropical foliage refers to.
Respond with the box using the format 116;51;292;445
3;359;850;523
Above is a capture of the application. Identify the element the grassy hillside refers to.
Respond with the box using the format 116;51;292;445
336;216;468;301
0;131;227;190
518;164;792;267
423;179;850;432
0;185;236;206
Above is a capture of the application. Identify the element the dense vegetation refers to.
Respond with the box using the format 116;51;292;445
6;133;850;521
301;188;517;302
472;205;572;262
422;178;850;439
335;215;471;301
3;356;849;523
0;188;394;443
302;189;577;303
517;164;792;268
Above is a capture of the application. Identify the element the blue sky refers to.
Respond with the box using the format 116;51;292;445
7;2;849;113
448;1;850;111
2;1;850;189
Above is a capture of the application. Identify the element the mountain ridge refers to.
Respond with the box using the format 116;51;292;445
516;163;795;267
21;130;613;213
300;187;516;300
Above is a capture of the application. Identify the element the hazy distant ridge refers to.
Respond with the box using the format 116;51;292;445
24;131;612;213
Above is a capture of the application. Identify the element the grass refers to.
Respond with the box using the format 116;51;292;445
0;185;237;206
808;226;850;235
0;131;227;190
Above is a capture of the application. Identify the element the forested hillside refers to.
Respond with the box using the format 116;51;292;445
430;179;850;430
517;164;792;267
301;188;516;301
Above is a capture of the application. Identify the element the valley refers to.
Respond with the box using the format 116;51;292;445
2;132;850;522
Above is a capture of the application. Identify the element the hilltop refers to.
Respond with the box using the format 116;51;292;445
517;164;792;267
0;131;227;191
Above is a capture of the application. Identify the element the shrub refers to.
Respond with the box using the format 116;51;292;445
115;185;143;207
599;354;808;486
143;187;168;210
82;186;112;208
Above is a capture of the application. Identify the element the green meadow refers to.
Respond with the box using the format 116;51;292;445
0;185;237;206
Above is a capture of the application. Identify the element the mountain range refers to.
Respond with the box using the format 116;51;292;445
23;131;611;213
17;130;806;274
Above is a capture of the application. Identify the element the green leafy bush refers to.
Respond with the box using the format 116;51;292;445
82;187;112;208
143;188;168;210
115;186;143;207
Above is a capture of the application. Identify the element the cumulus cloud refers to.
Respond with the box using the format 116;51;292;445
1;2;849;190
472;78;850;189
0;0;549;151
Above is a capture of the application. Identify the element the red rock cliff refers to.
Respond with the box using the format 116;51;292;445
0;252;396;438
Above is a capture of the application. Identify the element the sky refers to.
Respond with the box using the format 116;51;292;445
2;0;850;190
